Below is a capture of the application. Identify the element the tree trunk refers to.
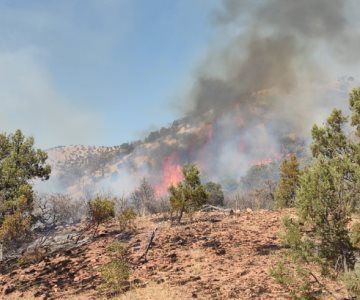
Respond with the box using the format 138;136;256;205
178;206;185;224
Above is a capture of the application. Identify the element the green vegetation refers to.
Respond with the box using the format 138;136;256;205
88;197;115;229
169;164;208;223
118;207;136;231
273;88;360;298
17;247;46;267
101;240;130;293
274;154;300;208
204;181;224;206
0;129;51;249
130;178;157;215
106;240;127;256
271;258;313;300
342;263;360;299
240;162;279;191
0;211;32;247
100;260;130;293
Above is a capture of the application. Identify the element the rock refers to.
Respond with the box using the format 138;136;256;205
156;278;165;284
33;290;44;297
132;278;145;287
4;285;15;295
216;248;226;256
203;240;221;249
168;253;177;263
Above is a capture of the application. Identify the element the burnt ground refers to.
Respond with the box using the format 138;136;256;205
0;209;348;299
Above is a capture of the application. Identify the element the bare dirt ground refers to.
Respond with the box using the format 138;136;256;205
0;209;348;299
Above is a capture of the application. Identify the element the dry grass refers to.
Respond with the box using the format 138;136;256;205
188;248;206;277
115;283;190;300
4;291;39;299
5;291;104;300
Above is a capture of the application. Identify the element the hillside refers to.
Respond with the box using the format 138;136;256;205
44;116;214;196
41;78;355;199
0;209;347;300
44;114;305;199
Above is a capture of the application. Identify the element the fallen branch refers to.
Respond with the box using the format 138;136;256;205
138;228;157;263
309;271;339;300
200;204;232;213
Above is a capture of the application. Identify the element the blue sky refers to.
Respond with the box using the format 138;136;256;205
0;0;220;148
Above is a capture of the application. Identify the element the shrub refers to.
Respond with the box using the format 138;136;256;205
271;258;314;300
342;262;360;299
130;178;157;215
240;162;279;190
17;247;46;266
33;193;84;227
100;260;130;293
204;182;224;206
351;222;360;247
118;208;136;231
106;240;127;258
229;181;276;210
294;156;355;269
88;197;115;227
0;212;32;249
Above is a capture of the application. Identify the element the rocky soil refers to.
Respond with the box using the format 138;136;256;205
0;209;348;299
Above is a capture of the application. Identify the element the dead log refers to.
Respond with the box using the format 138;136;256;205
200;204;231;212
138;228;157;263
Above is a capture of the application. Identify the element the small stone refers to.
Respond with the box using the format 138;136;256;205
33;290;43;297
216;248;226;256
4;285;15;295
156;278;165;284
168;253;177;263
38;261;46;268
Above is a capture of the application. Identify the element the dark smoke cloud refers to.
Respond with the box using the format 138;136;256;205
101;0;360;193
45;1;360;198
187;0;360;122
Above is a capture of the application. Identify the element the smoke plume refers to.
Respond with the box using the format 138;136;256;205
186;0;360;128
46;0;360;198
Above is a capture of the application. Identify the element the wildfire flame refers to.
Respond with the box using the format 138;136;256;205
253;158;274;166
252;152;288;167
155;152;183;196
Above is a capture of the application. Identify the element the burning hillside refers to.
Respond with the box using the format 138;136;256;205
155;152;183;196
43;106;307;198
43;84;354;198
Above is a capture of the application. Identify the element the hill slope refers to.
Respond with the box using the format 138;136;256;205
0;209;347;299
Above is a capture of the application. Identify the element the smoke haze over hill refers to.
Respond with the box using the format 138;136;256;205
41;0;360;197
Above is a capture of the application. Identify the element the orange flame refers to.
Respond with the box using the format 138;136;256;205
253;158;274;166
252;152;284;166
155;152;183;196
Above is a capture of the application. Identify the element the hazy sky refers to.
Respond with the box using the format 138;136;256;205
0;0;219;148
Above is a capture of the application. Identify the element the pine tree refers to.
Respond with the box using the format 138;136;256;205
282;91;360;272
169;164;208;223
275;154;300;208
0;130;51;248
273;88;360;298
